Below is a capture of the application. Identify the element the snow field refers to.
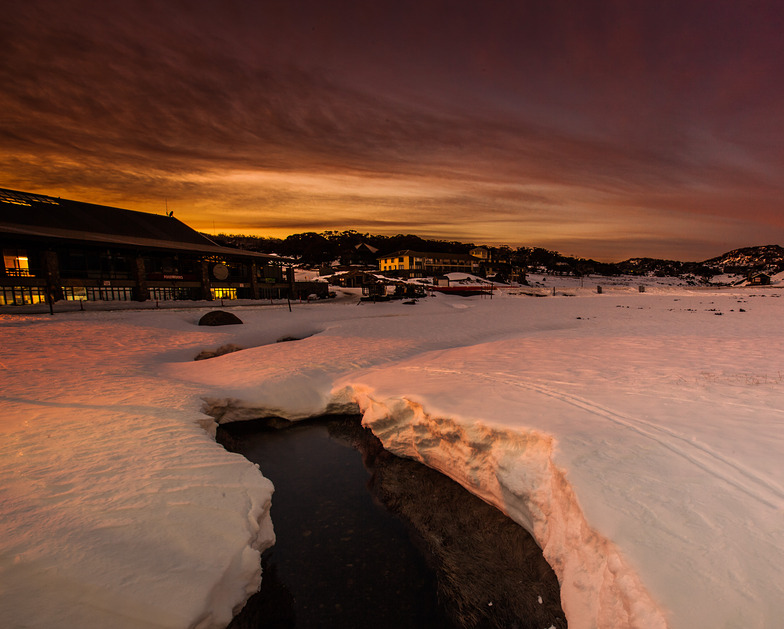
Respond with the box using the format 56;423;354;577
173;290;784;628
2;288;784;628
0;314;275;629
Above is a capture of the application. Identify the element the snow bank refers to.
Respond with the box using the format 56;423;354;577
3;290;784;628
0;312;275;629
340;389;665;629
175;292;784;629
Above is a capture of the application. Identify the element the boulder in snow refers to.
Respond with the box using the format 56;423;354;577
198;310;243;326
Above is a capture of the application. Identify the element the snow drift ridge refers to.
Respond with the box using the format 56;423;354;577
337;385;669;629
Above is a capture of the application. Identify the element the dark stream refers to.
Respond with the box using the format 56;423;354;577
217;415;566;629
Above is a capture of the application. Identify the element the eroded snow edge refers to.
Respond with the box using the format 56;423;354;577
336;385;669;629
194;416;277;629
202;384;669;629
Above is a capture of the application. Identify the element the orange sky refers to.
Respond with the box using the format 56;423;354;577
3;0;784;261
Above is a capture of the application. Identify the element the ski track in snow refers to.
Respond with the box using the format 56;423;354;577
417;366;784;511
4;292;784;629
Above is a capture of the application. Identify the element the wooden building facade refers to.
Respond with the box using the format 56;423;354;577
377;250;481;279
0;188;294;306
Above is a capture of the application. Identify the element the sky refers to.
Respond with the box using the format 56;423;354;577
2;0;783;261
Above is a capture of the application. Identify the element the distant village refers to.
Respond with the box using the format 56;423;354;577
209;231;783;293
1;187;782;307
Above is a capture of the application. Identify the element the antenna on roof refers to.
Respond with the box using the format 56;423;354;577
165;197;173;217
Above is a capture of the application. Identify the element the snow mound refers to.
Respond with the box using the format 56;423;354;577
337;387;667;629
0;313;276;629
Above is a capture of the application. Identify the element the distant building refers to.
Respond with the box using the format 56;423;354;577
747;272;771;286
323;269;381;289
470;246;489;260
341;242;379;268
0;188;299;306
469;245;526;283
377;250;481;278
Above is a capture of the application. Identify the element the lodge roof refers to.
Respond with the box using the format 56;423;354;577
377;249;479;261
0;188;290;262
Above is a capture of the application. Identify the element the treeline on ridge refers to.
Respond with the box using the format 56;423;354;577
203;229;740;278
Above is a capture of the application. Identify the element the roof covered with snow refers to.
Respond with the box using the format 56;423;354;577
377;249;480;261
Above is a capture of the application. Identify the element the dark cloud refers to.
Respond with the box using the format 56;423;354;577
2;0;784;259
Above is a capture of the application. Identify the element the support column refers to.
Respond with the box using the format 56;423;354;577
250;262;260;299
42;250;64;302
200;260;213;300
132;256;150;302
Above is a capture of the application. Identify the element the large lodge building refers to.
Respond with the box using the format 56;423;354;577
0;188;299;306
377;249;481;278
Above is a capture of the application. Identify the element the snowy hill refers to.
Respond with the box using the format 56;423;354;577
609;245;784;285
701;244;784;274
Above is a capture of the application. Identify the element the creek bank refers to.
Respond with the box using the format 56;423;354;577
217;415;565;629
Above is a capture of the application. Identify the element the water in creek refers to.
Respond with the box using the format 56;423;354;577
217;415;566;629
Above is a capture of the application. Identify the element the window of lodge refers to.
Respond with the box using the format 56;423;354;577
149;287;194;301
62;287;87;301
3;249;31;277
0;286;46;306
211;287;237;300
85;287;134;301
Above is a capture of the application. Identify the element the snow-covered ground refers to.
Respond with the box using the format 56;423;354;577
2;286;783;628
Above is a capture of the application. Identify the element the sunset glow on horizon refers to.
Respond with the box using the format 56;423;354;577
3;0;784;262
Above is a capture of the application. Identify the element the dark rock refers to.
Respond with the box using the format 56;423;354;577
198;310;243;326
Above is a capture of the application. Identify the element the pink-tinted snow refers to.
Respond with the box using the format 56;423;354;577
2;287;783;628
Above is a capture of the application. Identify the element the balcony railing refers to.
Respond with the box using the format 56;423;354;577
4;268;32;277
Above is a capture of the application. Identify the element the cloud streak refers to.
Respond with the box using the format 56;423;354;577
2;0;784;260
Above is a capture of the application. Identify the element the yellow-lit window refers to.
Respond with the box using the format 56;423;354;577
3;250;31;277
211;287;237;300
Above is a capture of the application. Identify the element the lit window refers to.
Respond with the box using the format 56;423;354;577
211;287;237;300
3;250;31;277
